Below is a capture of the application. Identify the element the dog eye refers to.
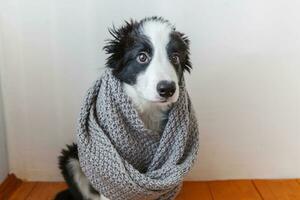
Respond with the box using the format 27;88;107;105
137;52;150;64
171;53;180;65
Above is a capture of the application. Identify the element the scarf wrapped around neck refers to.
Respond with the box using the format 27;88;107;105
77;69;199;200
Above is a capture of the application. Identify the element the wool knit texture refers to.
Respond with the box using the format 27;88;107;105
76;69;199;200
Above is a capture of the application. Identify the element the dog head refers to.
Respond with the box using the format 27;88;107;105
103;17;191;106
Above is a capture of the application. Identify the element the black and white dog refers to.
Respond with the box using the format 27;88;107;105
55;16;192;200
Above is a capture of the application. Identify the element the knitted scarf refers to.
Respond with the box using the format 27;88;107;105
76;69;199;200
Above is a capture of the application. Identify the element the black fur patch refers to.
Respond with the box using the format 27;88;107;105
55;189;74;200
103;20;152;85
167;31;192;79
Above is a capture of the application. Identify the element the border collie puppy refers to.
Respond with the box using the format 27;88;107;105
55;16;192;200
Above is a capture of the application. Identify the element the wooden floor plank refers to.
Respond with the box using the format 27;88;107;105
176;182;213;200
10;182;37;200
254;179;300;200
7;180;300;199
209;180;262;200
0;174;22;200
296;179;300;187
26;182;67;200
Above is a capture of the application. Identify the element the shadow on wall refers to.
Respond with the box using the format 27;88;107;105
0;80;8;183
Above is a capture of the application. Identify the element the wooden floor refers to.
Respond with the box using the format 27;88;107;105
5;179;300;199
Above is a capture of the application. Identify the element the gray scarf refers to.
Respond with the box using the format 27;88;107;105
77;69;199;200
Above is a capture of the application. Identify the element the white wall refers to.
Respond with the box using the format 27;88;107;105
0;0;300;181
0;85;8;183
0;25;9;183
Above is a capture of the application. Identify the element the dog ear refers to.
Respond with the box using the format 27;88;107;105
178;32;192;73
103;20;138;69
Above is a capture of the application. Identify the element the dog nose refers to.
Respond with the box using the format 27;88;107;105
157;81;176;98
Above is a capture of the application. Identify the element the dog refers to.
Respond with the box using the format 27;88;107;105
55;16;192;200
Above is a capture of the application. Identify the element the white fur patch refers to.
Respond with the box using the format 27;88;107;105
123;20;180;133
132;20;179;104
124;83;169;132
100;195;111;200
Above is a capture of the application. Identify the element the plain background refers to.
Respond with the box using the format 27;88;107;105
0;81;8;183
0;24;8;182
0;0;300;181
